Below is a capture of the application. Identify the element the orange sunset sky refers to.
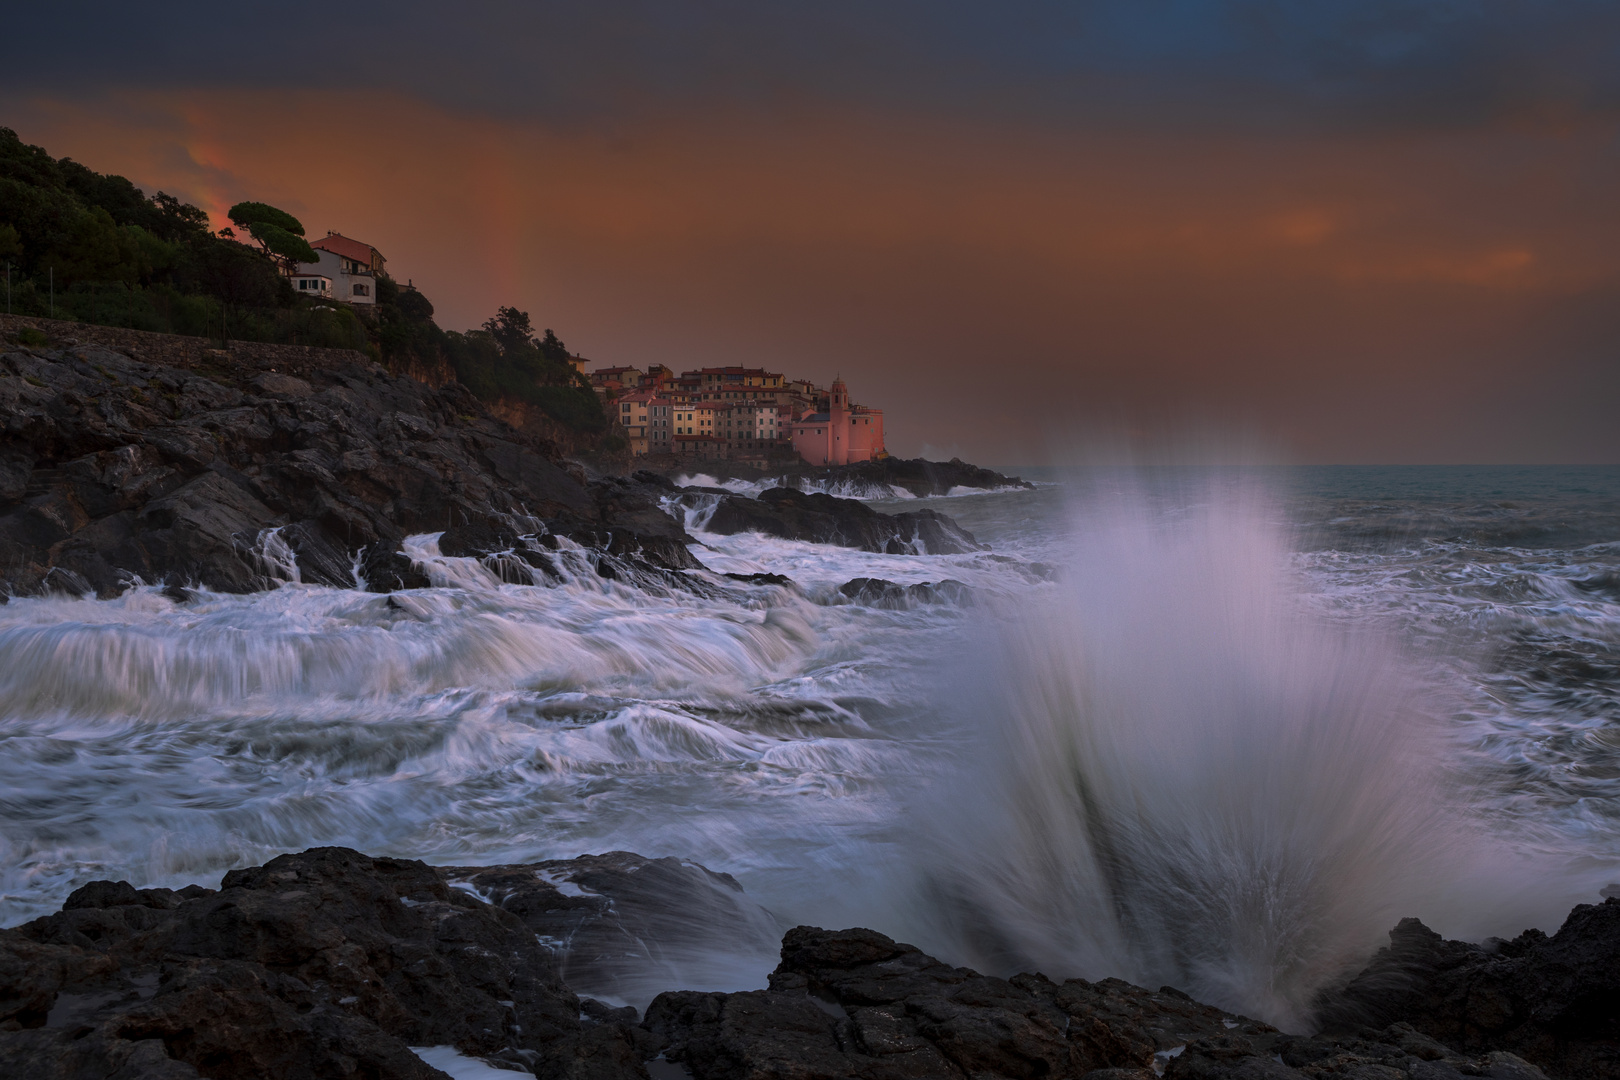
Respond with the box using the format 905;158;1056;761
4;3;1618;464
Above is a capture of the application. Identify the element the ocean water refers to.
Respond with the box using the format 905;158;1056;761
1;465;1616;1027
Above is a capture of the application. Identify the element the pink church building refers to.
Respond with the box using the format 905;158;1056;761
790;377;886;465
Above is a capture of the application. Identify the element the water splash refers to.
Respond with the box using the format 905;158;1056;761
905;476;1590;1030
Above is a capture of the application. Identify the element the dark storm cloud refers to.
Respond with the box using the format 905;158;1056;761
11;2;1620;132
7;3;1619;462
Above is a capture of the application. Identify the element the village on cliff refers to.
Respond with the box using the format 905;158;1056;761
583;364;885;467
289;230;887;470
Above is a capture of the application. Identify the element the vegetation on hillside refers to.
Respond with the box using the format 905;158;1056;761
0;127;605;436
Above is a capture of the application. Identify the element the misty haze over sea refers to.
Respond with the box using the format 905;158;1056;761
1;464;1616;1026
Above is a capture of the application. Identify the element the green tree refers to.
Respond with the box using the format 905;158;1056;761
483;305;536;354
47;206;139;284
227;201;305;237
538;328;570;362
0;223;19;262
227;201;316;267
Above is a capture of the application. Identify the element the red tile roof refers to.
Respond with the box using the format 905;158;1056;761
310;233;382;266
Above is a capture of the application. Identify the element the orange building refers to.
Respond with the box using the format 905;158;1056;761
615;389;674;456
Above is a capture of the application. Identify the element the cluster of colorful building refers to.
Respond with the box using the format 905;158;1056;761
587;365;886;466
279;232;885;467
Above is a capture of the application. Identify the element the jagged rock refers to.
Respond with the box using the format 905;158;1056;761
436;519;521;557
703;487;981;554
657;456;1033;497
724;572;794;586
646;925;1561;1080
837;577;973;607
4;849;1596;1080
361;545;432;592
0;343;692;597
441;852;782;1007
644;925;1277;1080
1316;899;1620;1079
0;847;651;1080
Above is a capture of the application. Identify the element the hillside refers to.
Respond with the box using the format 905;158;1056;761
0;127;608;448
0;316;979;597
0;316;679;597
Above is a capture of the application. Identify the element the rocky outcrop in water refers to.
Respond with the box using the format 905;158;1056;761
701;487;983;554
8;846;1611;1080
837;576;975;607
658;456;1033;497
0;339;983;597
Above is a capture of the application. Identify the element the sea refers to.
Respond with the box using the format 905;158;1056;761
1;464;1616;1030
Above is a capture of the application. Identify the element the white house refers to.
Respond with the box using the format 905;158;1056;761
290;273;333;299
293;232;385;306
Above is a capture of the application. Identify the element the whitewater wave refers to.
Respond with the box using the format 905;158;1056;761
899;477;1600;1030
672;473;1030;502
673;472;918;500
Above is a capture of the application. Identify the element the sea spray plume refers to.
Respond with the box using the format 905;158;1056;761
908;473;1522;1031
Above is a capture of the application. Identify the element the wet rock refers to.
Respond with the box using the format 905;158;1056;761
645;925;1276;1080
656;456;1033;497
441;852;782;1007
1;846;651;1080
703;487;981;555
437;520;521;557
1317;899;1620;1079
837;577;973;607
724;572;793;586
0;343;694;597
361;545;432;592
645;924;1569;1080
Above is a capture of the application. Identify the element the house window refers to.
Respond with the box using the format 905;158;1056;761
352;283;370;296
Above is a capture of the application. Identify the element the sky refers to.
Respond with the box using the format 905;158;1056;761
4;2;1619;464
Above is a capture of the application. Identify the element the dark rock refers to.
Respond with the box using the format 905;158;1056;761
0;343;697;597
5;851;1598;1080
837;577;974;607
361;544;432;592
702;487;981;555
437;520;520;557
645;924;1562;1080
659;456;1033;497
0;846;652;1080
645;925;1276;1080
555;476;702;571
440;852;782;1007
1317;899;1620;1079
724;572;794;586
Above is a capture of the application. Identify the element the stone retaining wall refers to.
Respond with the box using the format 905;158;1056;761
0;313;376;379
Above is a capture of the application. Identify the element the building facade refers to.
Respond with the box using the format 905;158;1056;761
790;377;885;465
292;233;385;306
616;390;675;456
589;363;887;464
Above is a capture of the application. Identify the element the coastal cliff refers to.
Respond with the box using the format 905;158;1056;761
0;319;981;598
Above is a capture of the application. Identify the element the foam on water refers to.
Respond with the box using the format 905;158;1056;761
0;510;1015;935
1;470;1614;1028
893;477;1608;1030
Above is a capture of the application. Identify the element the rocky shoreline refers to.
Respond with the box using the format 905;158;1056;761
652;457;1034;499
3;845;1614;1079
0;332;988;599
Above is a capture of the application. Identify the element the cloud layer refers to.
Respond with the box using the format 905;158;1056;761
5;3;1618;461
